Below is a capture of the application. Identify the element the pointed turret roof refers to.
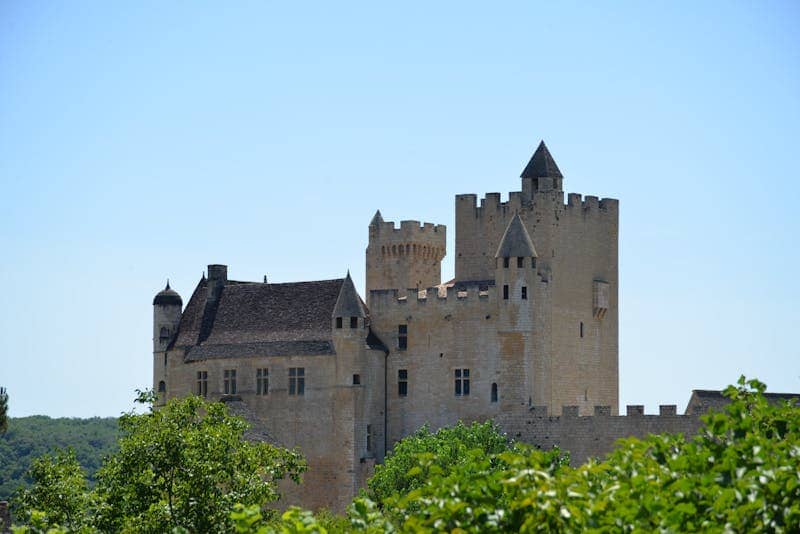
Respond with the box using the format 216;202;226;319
495;214;538;258
332;271;368;318
153;280;183;306
369;210;384;226
520;140;562;179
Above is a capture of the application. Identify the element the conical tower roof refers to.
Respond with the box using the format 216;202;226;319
495;214;538;258
332;272;368;318
369;210;384;226
520;140;563;179
153;280;183;306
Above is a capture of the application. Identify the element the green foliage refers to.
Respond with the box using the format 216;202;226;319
366;420;513;505
357;376;800;533
13;449;92;532
0;387;8;435
92;394;307;533
230;504;345;534
0;415;118;500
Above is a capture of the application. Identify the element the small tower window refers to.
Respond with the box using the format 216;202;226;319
159;327;170;341
491;383;498;403
336;317;343;329
580;322;584;338
350;316;358;328
289;367;305;396
517;257;523;268
398;324;408;350
503;285;509;300
503;257;510;268
366;424;373;452
158;380;166;393
521;286;528;300
196;371;208;397
455;368;470;396
224;369;237;394
398;369;408;397
257;368;269;395
353;374;361;385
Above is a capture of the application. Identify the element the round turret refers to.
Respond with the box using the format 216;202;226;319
153;281;182;307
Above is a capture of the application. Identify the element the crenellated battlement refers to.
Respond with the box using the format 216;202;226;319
456;191;618;220
369;280;496;310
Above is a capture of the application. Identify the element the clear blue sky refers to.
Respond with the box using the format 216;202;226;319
1;1;798;417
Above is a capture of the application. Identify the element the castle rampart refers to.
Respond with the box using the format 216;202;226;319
496;403;704;466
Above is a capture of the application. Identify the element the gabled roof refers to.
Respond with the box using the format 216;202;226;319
495;214;538;258
174;277;348;358
520;140;563;179
332;272;367;318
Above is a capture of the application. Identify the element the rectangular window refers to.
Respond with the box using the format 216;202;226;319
353;373;361;385
517;257;523;268
366;424;372;452
256;368;269;395
532;258;537;269
336;317;343;329
289;367;305;396
455;368;470;396
196;371;208;397
503;257;510;268
521;286;527;300
350;316;358;328
398;324;408;350
398;369;408;397
224;369;237;394
503;285;509;300
580;322;584;338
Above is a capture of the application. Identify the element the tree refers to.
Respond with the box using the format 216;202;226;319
92;392;307;533
350;376;800;533
0;387;8;434
13;448;92;532
366;420;516;506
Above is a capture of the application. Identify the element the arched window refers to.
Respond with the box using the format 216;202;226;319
159;327;169;341
158;380;166;393
491;383;498;403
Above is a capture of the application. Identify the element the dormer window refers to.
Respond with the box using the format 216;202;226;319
517;257;523;268
503;257;510;268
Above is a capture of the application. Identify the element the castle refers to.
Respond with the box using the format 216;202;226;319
150;142;714;510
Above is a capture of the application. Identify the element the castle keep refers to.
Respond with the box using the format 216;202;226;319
152;142;635;510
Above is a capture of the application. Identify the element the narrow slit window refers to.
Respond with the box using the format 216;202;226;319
521;286;527;300
491;383;498;403
580;322;584;338
336;317;343;329
503;285;509;300
366;424;372;452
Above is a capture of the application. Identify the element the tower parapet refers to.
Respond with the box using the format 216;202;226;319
366;211;446;298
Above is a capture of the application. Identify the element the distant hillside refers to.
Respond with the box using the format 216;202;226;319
0;416;119;500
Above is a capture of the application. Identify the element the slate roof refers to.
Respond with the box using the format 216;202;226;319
369;210;384;226
495;214;538;258
174;277;359;360
520;140;563;179
685;389;799;415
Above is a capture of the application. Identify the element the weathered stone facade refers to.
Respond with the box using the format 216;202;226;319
151;141;721;511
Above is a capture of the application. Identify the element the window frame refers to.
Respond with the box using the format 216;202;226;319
256;368;269;395
196;371;208;397
398;369;408;397
224;369;237;395
455;368;470;396
289;367;305;396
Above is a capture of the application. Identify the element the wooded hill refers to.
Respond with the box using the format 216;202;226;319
0;416;119;500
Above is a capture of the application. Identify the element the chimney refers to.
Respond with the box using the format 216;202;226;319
207;264;228;302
